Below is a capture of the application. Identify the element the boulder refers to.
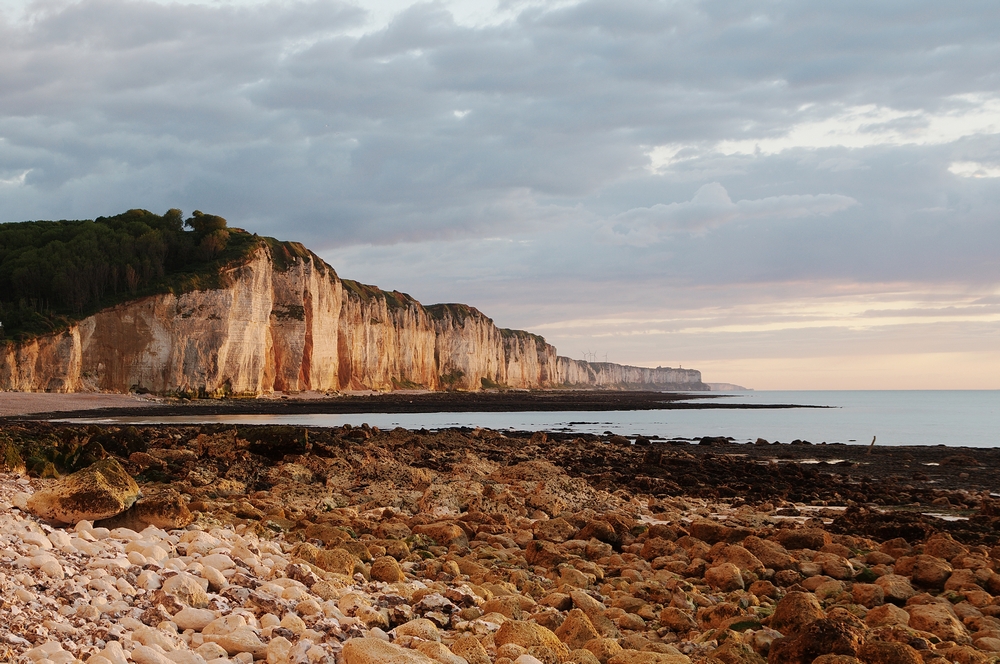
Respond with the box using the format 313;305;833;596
874;575;915;604
774;528;830;551
607;653;690;664
810;657;860;664
534;518;579;543
864;604;910;628
172;607;215;631
26;459;139;523
555;609;600;649
935;646;990;664
812;552;854;580
576;519;620;546
584;637;623;664
857;641;922;664
292;542;358;576
414;641;467;664
451;635;491;664
96;488;193;530
712;639;766;664
494;620;570;661
412;523;469;548
640;537;675;561
688;520;750;544
371;556;405;583
526;540;566;567
342;638;437;664
394;618;441;642
705;563;745;591
769;591;824;636
571;650;603;664
0;438;25;474
909;554;952;589
906;603;971;644
767;618;865;664
923;534;968;562
714;545;766;576
659;607;697;633
743;536;797;571
161;572;210;608
570;590;620;638
850;584;884;609
481;596;524;620
206;627;267;658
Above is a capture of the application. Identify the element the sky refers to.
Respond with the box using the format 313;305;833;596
1;0;999;389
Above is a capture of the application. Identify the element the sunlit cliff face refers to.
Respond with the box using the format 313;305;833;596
0;245;705;394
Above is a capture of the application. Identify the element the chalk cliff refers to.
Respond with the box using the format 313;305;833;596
0;242;706;394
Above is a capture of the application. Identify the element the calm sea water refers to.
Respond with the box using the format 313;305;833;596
70;390;1000;448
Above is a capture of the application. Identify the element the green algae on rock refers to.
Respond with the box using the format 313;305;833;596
25;457;139;523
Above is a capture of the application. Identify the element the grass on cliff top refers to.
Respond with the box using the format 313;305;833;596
425;302;490;324
0;208;266;343
499;327;547;346
341;279;418;312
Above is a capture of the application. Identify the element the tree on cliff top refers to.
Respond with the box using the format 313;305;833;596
0;209;255;342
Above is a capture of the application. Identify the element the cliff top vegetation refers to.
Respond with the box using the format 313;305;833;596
341;279;417;311
425;302;489;324
0;208;260;342
0;208;541;347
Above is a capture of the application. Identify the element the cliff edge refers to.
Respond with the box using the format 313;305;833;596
0;239;705;395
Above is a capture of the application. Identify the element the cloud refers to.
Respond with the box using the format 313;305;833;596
607;182;857;243
649;97;1000;172
0;168;29;186
0;0;998;385
949;161;1000;178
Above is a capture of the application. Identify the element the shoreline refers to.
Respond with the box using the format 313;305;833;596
0;389;818;421
4;419;997;518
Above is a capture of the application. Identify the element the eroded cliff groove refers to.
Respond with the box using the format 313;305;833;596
0;243;705;394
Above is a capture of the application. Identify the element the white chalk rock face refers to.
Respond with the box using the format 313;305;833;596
0;242;706;394
25;459;140;523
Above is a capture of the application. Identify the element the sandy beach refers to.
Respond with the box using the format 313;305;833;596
0;392;162;417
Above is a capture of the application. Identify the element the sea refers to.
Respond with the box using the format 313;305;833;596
71;390;1000;448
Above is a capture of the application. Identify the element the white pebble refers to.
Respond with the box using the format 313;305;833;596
40;560;64;580
138;569;162;590
110;527;142;541
46;530;72;551
196;642;229;660
201;565;227;591
97;640;129;664
130;645;176;664
200;554;235;571
174;607;216;631
22;531;53;550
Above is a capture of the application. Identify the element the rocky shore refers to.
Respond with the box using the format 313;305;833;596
2;422;1000;664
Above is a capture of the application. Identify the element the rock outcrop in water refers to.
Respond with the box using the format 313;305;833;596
0;242;705;395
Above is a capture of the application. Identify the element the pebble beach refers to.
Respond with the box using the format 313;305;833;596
2;421;1000;664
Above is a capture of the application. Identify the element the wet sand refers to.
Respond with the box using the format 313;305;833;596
1;389;813;421
0;391;162;417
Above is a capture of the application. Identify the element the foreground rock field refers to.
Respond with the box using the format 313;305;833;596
2;422;1000;664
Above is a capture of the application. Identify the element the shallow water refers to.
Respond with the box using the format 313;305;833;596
63;390;1000;448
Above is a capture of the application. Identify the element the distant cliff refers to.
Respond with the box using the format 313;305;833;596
0;241;706;394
